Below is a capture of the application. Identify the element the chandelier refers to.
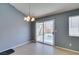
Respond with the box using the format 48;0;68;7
24;4;35;22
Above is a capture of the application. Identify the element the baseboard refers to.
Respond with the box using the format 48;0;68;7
11;41;31;49
0;41;31;53
55;46;79;54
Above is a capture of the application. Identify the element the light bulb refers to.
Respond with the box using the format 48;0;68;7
24;16;30;21
24;17;27;21
27;16;30;20
31;17;35;22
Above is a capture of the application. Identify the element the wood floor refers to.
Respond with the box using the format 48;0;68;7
12;43;79;55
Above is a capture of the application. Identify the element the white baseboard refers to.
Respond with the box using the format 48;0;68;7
11;41;31;49
0;41;31;53
55;46;79;54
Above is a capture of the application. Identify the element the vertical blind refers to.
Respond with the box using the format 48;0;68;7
69;15;79;36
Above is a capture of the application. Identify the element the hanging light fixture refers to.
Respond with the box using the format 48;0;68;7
24;4;35;22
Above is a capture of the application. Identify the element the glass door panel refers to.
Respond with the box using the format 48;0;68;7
44;20;55;45
36;22;43;42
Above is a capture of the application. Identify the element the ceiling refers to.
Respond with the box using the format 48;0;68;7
10;3;79;18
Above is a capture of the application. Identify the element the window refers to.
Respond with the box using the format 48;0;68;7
69;15;79;36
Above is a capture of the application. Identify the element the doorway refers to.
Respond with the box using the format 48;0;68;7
36;19;55;45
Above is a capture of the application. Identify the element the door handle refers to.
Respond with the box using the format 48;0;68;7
52;30;57;34
52;32;54;34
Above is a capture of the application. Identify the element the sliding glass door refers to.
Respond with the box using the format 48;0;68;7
36;19;55;45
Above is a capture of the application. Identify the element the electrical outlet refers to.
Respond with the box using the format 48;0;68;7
69;43;72;47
